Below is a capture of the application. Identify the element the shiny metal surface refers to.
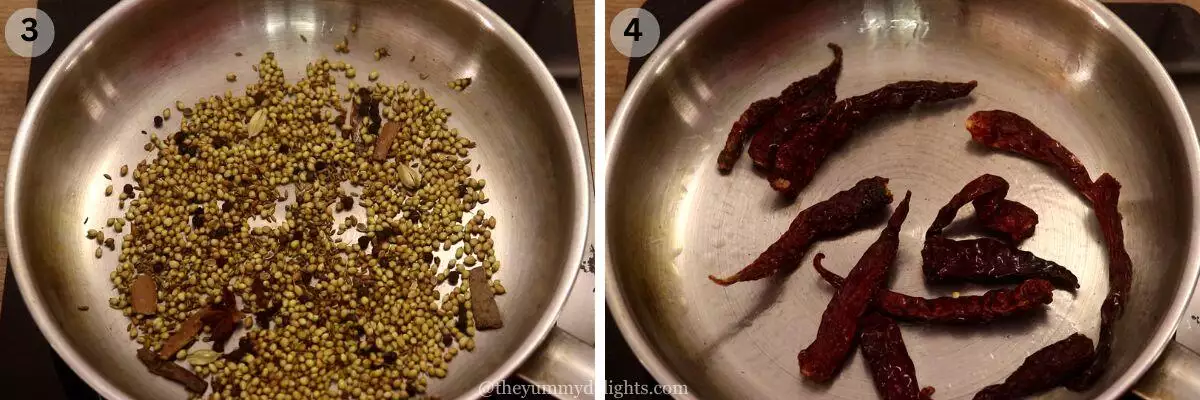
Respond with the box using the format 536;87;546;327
1133;341;1200;400
516;328;595;393
606;0;1200;399
4;1;589;399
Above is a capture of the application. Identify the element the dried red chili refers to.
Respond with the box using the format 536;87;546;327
814;254;1055;324
859;312;935;400
923;174;1078;290
717;98;782;173
967;110;1092;195
717;44;843;173
797;191;911;382
745;44;843;170
966;111;1133;389
770;80;977;196
1067;174;1131;389
974;333;1096;400
708;176;893;286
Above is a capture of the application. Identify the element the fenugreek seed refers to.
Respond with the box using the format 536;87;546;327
368;71;379;81
226;72;237;82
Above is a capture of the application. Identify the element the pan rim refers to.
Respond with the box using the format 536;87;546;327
604;0;1200;398
3;0;590;399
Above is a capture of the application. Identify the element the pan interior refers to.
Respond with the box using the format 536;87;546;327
608;0;1194;399
7;0;585;398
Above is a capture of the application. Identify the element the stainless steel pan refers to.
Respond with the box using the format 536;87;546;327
607;0;1200;399
5;0;590;399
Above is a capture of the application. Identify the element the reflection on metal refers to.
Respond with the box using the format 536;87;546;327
608;0;1198;399
6;1;588;399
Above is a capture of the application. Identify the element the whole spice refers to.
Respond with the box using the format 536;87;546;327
815;254;1054;324
469;270;503;330
449;77;472;91
708;176;893;286
372;121;400;160
185;349;222;366
746;43;842;170
398;164;421;189
923;174;1078;290
966;111;1132;389
859;312;935;400
137;348;208;393
771;80;977;197
130;274;158;315
717;98;781;173
374;47;390;60
247;109;267;136
158;310;209;359
974;333;1096;399
967;110;1092;194
1067;174;1132;389
104;52;502;397
797;191;911;382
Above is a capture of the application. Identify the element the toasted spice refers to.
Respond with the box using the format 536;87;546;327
798;192;911;382
709;177;892;285
137;348;208;393
372;121;401;160
469;270;503;330
130;274;158;315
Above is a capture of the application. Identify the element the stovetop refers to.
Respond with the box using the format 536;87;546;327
0;1;592;398
608;2;1200;399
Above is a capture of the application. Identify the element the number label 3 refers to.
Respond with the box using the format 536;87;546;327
610;8;660;58
6;8;54;57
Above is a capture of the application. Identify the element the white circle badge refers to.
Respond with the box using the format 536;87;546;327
6;8;54;58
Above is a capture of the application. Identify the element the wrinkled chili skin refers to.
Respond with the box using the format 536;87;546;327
745;44;843;170
977;199;1038;243
967;111;1133;388
708;176;893;286
859;312;930;400
815;254;1054;324
923;174;1078;290
923;236;1079;290
770;80;977;196
967;110;1092;195
798;192;911;382
1067;174;1131;390
718;98;781;173
974;333;1096;400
